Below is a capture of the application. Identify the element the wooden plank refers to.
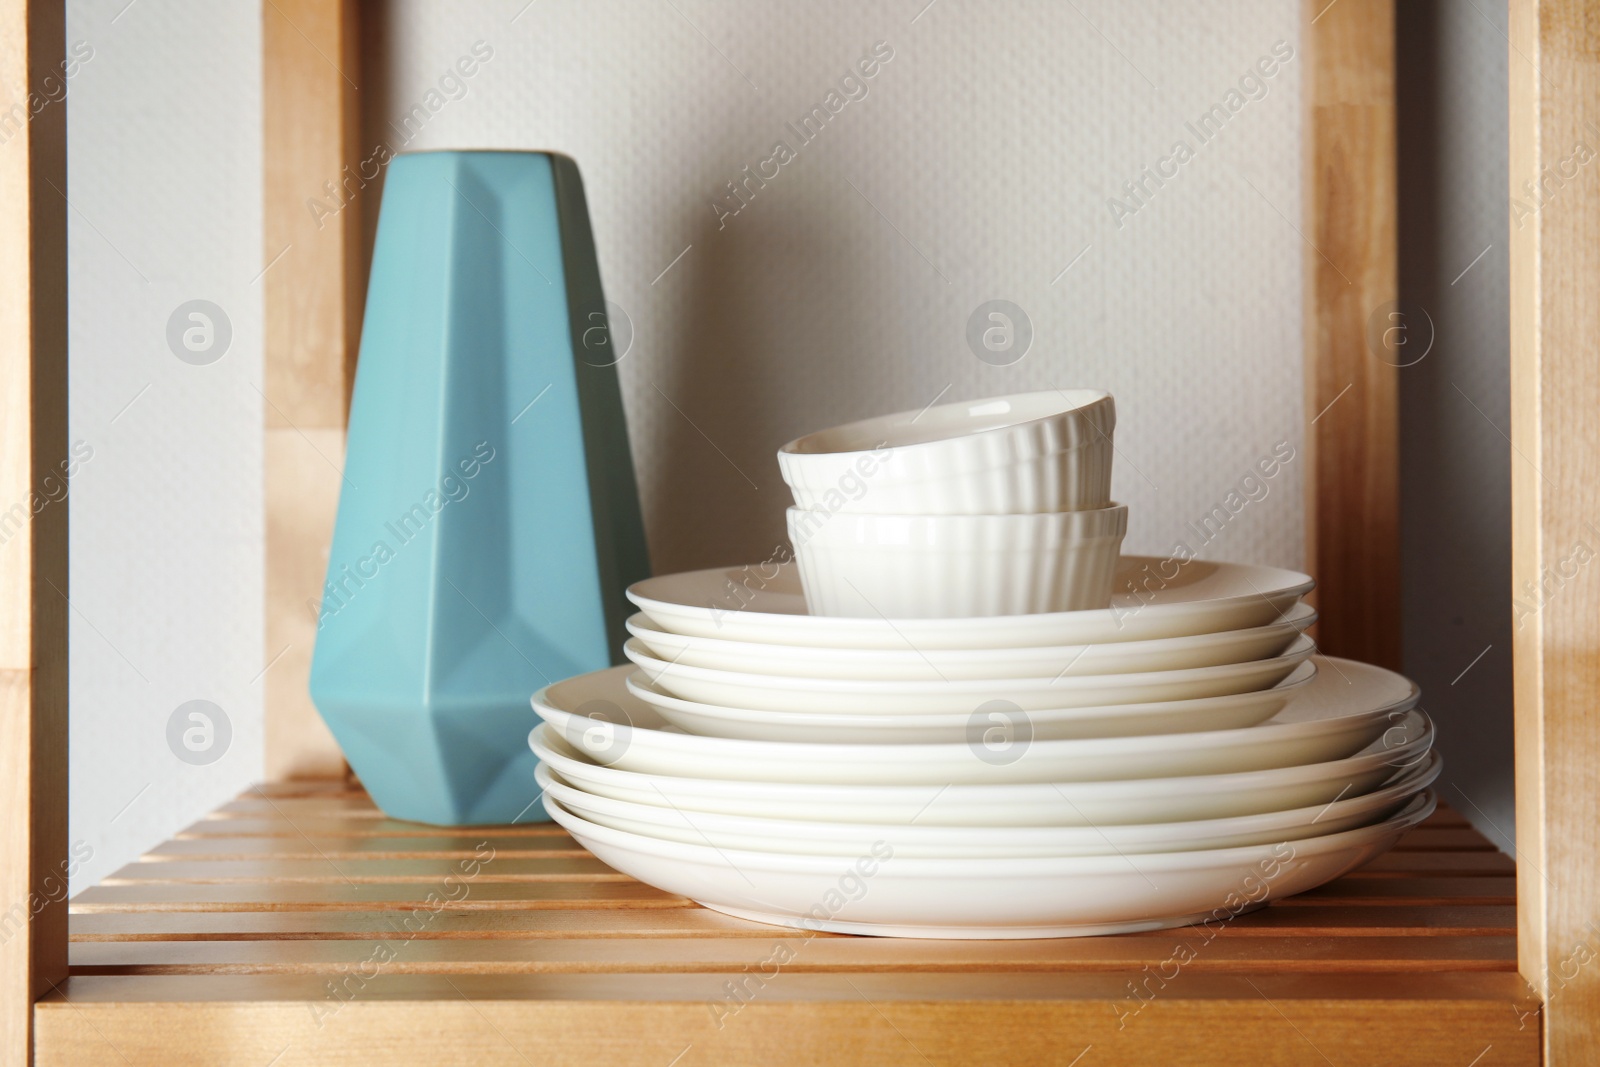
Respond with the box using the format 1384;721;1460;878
1275;877;1516;906
100;857;625;884
67;904;1517;942
146;835;590;860
64;934;1518;976
68;883;690;913
32;973;1542;1067
0;0;70;1062
1509;5;1600;1062
262;0;365;779
177;817;569;838
1302;0;1402;669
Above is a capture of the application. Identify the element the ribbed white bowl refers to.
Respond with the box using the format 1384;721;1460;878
790;505;1128;618
778;389;1116;515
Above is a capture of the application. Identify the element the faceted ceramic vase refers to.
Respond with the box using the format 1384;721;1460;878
310;150;649;825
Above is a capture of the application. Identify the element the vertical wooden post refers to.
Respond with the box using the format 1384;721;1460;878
0;0;69;1060
1302;0;1403;671
262;0;366;779
1509;1;1600;1057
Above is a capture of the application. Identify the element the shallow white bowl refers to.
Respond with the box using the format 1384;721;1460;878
778;389;1116;515
542;790;1436;938
538;752;1440;858
791;505;1127;618
627;557;1313;649
627;662;1317;744
625;602;1315;683
532;658;1415;785
529;724;1434;826
625;633;1316;714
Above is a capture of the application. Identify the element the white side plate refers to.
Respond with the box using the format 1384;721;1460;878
625;634;1317;714
626;557;1314;650
625;661;1317;744
625;602;1315;682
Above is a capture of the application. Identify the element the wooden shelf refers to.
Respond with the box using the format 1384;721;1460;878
36;782;1538;1065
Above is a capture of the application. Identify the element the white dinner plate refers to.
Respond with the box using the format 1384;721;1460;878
626;661;1317;743
532;659;1417;785
528;714;1433;825
626;557;1314;650
537;751;1440;859
542;791;1436;938
624;603;1316;683
625;634;1317;714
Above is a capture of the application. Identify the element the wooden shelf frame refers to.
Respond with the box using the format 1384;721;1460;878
2;0;1595;1061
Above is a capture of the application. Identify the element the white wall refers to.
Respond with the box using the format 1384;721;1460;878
376;0;1307;576
66;0;263;891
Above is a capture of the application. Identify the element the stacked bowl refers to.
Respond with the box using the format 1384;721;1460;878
529;392;1439;939
778;390;1127;617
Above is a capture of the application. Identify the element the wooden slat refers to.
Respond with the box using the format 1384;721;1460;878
101;857;625;884
33;973;1542;1067
177;817;571;838
67;904;1516;942
0;1;69;1063
69;882;688;913
262;0;364;779
1303;0;1403;669
64;934;1518;976
1509;5;1600;1062
146;835;591;860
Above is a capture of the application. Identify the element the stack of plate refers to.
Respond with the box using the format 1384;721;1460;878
529;556;1438;939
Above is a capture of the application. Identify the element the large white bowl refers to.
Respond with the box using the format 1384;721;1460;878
542;790;1437;938
625;602;1315;683
624;633;1317;714
778;389;1116;515
531;659;1417;785
790;505;1127;618
538;752;1440;858
626;557;1314;649
529;724;1433;826
627;662;1317;743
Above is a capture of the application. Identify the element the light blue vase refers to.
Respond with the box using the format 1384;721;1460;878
310;150;649;825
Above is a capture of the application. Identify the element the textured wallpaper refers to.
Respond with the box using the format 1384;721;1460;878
379;0;1306;576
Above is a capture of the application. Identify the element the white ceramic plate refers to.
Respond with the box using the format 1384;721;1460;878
625;603;1316;683
532;659;1416;785
626;661;1317;743
626;557;1314;650
529;724;1432;827
625;634;1317;715
543;791;1436;938
537;752;1440;859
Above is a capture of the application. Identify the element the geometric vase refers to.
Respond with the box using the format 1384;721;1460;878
309;151;650;825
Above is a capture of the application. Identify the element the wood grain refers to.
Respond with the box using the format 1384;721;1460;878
38;787;1535;1064
34;974;1542;1067
1509;1;1600;1060
1302;0;1403;670
262;0;366;779
0;0;70;1062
